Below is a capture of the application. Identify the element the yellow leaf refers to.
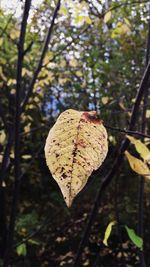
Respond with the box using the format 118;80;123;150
0;37;3;46
0;66;7;81
45;109;108;207
69;59;78;67
146;110;150;118
125;151;150;179
59;59;66;68
119;101;126;111
24;123;31;133
103;221;116;246
10;29;20;40
22;155;32;159
111;22;130;38
85;16;92;24
126;135;150;162
104;11;112;23
7;79;16;86
59;77;68;85
144;138;150;146
101;96;109;105
60;5;68;16
124;17;131;27
120;24;130;34
0;130;6;144
43;52;54;65
22;68;32;77
76;71;83;77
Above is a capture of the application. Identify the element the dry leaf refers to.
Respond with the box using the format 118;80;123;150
125;151;150;179
45;109;108;207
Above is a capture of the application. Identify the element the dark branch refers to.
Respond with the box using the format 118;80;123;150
104;124;150;139
23;41;33;56
3;1;31;266
0;104;8;130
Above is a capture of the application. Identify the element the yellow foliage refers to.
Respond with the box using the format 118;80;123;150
0;66;7;81
69;58;78;67
111;22;131;38
22;68;32;77
59;77;69;85
103;221;116;246
104;11;112;24
22;155;32;159
7;79;16;86
45;109;108;207
126;135;150;164
0;37;3;46
76;71;83;77
101;96;109;105
59;59;66;68
43;52;54;65
124;17;131;27
0;130;6;144
125;151;150;179
146;110;150;118
59;5;68;16
10;29;20;40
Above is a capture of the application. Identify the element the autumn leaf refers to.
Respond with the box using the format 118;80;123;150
125;151;150;179
101;96;109;105
45;109;108;207
146;110;150;118
126;135;150;164
103;221;116;246
104;11;112;23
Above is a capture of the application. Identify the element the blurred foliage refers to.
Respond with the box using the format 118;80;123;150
0;0;150;266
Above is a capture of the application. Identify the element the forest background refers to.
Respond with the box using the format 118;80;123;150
0;0;150;266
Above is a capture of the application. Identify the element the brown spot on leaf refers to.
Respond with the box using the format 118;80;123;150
62;173;67;179
81;111;101;124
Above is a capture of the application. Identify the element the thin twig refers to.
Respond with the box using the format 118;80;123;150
0;13;15;37
23;41;34;56
13;210;60;248
0;104;8;130
104;125;150;139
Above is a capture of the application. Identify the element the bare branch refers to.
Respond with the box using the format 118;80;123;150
0;104;7;130
104;124;150;139
3;1;31;266
23;41;34;56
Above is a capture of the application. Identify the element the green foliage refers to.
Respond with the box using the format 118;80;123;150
15;211;39;237
125;225;143;250
16;243;27;256
103;221;143;250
